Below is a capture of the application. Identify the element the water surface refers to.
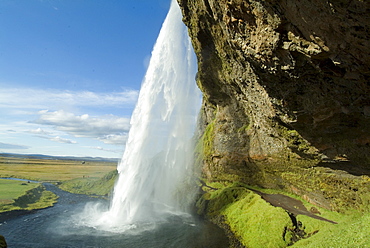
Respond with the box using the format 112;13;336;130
0;184;229;248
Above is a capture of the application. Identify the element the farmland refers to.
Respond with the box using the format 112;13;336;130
0;179;39;205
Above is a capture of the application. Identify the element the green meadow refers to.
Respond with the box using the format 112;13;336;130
0;155;118;213
0;179;58;213
0;156;117;182
0;179;39;205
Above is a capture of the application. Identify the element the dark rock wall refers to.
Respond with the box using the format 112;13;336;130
178;0;370;210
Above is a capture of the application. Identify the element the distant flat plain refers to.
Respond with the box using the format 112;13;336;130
0;155;117;182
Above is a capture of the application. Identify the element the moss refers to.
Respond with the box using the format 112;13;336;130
198;177;370;248
273;124;320;160
195;107;217;165
281;167;370;212
224;192;293;248
292;211;370;247
202;120;216;159
196;115;369;211
183;0;370;246
206;186;247;215
237;123;252;133
199;183;294;248
198;181;370;247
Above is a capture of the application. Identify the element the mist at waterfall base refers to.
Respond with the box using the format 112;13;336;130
78;0;201;233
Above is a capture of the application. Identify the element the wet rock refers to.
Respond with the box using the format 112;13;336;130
0;235;7;248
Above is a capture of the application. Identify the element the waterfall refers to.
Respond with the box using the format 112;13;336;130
80;0;201;232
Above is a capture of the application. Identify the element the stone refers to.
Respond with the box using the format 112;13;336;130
177;0;370;211
0;235;7;248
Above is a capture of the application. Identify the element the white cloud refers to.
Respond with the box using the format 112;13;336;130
0;87;138;110
28;127;77;144
0;86;134;155
98;134;128;145
0;142;29;150
91;146;122;154
29;127;51;135
33;110;129;145
50;136;77;144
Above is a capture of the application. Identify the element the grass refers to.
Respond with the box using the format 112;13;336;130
198;183;294;247
0;156;117;182
59;170;118;196
198;181;370;248
0;179;39;204
0;179;58;213
292;211;370;247
0;155;117;212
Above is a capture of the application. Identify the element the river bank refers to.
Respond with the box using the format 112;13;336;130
0;179;58;214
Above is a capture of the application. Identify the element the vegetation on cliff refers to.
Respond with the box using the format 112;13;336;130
197;181;370;247
179;0;370;246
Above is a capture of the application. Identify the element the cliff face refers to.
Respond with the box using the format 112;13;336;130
178;0;370;212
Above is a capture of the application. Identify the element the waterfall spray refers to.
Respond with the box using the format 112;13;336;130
79;0;201;232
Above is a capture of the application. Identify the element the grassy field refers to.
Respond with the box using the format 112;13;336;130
0;179;39;204
0;179;58;213
0;156;117;182
0;155;118;213
59;170;118;196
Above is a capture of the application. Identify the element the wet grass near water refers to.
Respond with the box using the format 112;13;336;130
0;155;118;213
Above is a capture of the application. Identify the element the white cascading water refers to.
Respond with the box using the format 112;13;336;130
79;0;201;232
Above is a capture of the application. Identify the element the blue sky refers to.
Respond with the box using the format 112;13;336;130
0;0;172;158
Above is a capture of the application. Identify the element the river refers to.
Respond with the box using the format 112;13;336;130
0;183;229;248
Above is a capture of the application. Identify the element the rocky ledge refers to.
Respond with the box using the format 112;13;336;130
178;0;370;247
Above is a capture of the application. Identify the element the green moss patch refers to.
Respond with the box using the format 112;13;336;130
198;181;370;248
292;211;370;247
281;167;370;212
201;119;216;160
224;191;293;248
198;183;295;247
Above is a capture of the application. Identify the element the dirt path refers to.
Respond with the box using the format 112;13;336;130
248;188;337;224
